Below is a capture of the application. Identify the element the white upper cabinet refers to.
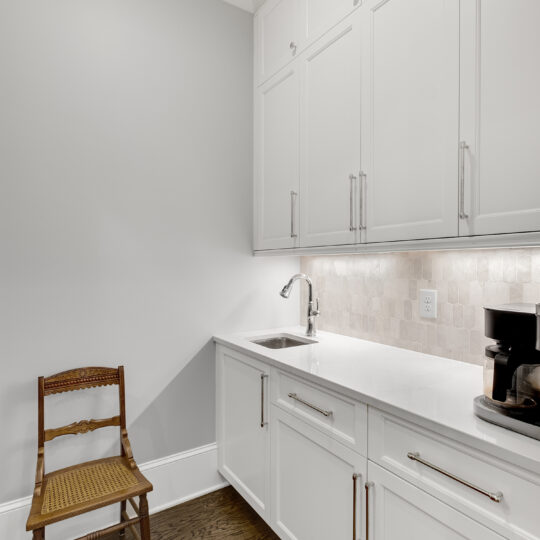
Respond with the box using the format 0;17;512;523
459;0;540;236
253;0;540;252
254;65;300;250
299;0;361;46
299;15;362;247
361;0;460;243
256;0;302;85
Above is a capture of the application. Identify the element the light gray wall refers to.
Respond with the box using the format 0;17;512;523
0;0;299;503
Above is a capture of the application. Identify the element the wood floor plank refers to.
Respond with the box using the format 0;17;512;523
103;487;279;540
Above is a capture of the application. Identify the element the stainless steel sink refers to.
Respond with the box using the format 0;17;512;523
250;333;317;349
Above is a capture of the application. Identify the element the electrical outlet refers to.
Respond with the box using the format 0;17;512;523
419;289;438;319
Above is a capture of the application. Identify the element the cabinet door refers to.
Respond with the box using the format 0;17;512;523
271;406;367;540
368;462;505;540
254;65;300;250
299;15;362;247
361;0;459;243
216;347;270;519
459;0;540;236
299;0;361;46
256;0;301;85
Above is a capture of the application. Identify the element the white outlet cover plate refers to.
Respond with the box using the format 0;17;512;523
420;289;438;319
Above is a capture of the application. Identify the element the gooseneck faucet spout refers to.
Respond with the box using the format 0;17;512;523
280;273;320;337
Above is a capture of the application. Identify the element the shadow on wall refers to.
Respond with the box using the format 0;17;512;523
122;340;216;463
9;341;216;504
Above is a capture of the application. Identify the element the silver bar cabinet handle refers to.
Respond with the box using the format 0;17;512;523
260;374;268;428
365;481;373;540
290;190;298;238
407;452;503;503
349;174;357;231
288;392;333;417
352;473;362;540
359;172;367;230
459;141;469;219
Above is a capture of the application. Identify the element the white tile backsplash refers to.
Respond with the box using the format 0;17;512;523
301;248;540;365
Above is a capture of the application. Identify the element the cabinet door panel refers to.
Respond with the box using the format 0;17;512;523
362;0;459;242
255;67;300;250
369;463;505;540
271;407;367;540
301;0;360;45
257;0;299;85
299;17;361;247
460;0;540;236
216;347;269;518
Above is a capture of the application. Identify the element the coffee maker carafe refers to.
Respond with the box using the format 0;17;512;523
474;303;540;440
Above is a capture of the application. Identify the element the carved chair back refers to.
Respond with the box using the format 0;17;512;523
37;366;127;468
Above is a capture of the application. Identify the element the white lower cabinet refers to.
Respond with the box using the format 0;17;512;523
216;347;536;540
368;462;505;540
270;406;367;540
216;346;270;519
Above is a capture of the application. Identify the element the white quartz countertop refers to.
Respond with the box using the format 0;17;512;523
214;327;540;475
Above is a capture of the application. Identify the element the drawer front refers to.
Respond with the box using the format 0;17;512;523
369;461;506;540
368;408;540;540
273;369;367;455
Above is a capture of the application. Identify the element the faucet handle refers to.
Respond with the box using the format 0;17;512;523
312;298;320;317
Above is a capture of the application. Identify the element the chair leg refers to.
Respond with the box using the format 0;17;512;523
33;528;45;540
139;494;151;540
119;500;126;538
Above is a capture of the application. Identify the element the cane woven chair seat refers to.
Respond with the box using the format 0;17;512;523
43;458;138;514
27;456;152;530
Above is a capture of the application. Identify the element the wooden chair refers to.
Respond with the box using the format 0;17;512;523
26;366;153;540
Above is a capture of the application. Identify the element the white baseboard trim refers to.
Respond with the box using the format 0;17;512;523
0;442;227;540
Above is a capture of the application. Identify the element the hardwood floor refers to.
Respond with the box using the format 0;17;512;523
104;487;279;540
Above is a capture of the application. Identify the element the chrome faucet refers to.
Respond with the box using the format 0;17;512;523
280;273;320;337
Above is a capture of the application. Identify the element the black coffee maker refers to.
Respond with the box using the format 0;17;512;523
473;303;540;440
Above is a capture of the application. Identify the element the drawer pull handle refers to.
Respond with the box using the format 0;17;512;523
287;393;333;417
407;452;503;503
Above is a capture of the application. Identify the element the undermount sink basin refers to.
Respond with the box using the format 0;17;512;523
250;333;317;350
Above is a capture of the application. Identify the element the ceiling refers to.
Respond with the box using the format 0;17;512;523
222;0;265;13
